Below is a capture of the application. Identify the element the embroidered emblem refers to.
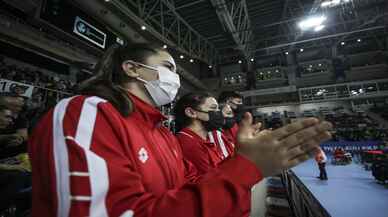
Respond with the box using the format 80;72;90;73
138;147;149;163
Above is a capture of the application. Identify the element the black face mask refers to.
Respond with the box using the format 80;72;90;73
232;104;244;113
231;104;245;123
223;117;236;129
197;110;225;131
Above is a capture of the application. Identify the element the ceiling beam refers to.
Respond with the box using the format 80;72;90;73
209;0;254;60
109;0;218;65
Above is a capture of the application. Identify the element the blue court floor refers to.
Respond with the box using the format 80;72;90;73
292;158;388;217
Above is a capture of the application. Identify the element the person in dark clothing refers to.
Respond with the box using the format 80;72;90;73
0;103;31;214
0;94;28;159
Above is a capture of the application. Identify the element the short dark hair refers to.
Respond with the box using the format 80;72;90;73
0;104;10;112
78;43;163;117
173;92;213;132
218;91;242;104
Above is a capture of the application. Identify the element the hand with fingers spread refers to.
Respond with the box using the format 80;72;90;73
237;112;332;177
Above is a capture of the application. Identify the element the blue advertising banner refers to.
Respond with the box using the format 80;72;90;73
320;141;383;153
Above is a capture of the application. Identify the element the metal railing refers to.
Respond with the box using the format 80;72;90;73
282;170;331;217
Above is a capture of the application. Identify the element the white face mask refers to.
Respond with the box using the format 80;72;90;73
134;62;180;106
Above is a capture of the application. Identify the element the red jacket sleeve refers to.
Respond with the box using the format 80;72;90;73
177;134;215;174
30;96;262;217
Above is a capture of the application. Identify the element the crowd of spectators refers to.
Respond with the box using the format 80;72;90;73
0;56;75;123
0;54;81;215
0;93;31;216
0;56;75;93
370;105;388;122
324;112;387;142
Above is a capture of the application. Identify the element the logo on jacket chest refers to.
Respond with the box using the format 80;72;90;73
138;147;149;163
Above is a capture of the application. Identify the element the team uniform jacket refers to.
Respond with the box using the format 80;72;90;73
28;93;262;217
224;123;239;147
177;128;236;175
209;129;236;159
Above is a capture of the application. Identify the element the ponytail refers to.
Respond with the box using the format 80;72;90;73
78;43;162;117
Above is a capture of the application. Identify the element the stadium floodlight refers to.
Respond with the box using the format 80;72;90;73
321;1;332;7
298;16;327;31
314;25;325;32
332;0;341;4
321;0;350;8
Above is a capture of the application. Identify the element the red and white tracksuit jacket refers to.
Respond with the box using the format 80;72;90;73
208;129;236;159
177;128;235;175
28;93;262;217
223;123;239;147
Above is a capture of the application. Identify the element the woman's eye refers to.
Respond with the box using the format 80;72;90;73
162;64;173;71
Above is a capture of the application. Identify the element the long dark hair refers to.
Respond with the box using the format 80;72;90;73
78;43;162;116
173;92;213;132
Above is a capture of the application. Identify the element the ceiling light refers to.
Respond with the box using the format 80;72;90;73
321;1;332;7
105;0;110;2
314;25;325;32
179;55;184;59
189;59;194;63
250;58;254;62
298;15;327;31
163;44;168;49
238;60;242;64
321;0;351;8
141;25;146;30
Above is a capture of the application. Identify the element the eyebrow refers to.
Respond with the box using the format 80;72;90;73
162;60;175;69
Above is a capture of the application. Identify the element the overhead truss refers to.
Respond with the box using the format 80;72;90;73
111;0;218;65
253;0;387;54
209;0;255;60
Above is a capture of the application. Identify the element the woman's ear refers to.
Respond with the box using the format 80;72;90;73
121;61;139;78
184;107;197;119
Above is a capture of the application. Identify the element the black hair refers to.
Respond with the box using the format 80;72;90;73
218;91;243;104
173;92;213;132
0;104;9;112
78;43;163;117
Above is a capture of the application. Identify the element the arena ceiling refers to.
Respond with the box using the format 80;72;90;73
107;0;387;64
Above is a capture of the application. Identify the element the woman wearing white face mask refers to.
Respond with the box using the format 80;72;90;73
28;43;333;217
